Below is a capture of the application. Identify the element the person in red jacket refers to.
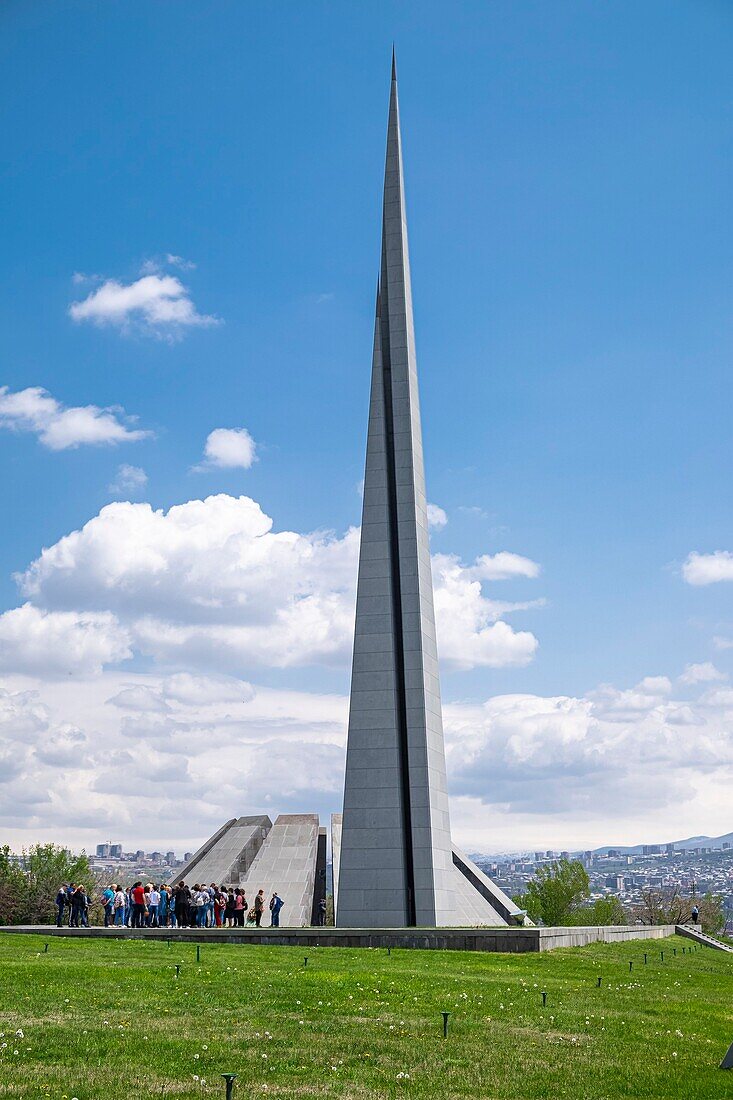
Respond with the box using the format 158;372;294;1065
130;881;146;928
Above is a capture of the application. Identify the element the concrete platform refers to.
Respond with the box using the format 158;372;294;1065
0;923;678;952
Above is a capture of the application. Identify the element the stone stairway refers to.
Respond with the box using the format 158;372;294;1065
675;924;733;952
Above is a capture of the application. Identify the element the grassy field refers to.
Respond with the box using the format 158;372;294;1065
0;933;731;1099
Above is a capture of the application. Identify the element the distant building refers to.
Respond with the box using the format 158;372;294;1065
534;852;543;863
110;844;122;857
546;850;555;859
607;849;619;858
135;850;145;861
166;851;176;863
723;843;731;851
96;843;110;858
184;852;193;863
560;851;570;860
665;843;675;853
643;845;661;856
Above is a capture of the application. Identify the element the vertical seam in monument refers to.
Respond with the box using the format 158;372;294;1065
378;260;417;929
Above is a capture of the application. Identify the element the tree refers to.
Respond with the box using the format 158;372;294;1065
0;846;25;926
517;859;590;926
17;844;95;925
571;895;627;926
633;887;724;935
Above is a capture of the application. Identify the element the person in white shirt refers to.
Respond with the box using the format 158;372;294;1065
113;887;126;926
148;885;161;927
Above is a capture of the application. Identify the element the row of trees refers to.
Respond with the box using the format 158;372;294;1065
0;844;95;925
514;858;725;933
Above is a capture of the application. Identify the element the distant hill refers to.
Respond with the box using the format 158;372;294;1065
593;830;733;855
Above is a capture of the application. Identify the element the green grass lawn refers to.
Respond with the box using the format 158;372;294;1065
0;933;731;1099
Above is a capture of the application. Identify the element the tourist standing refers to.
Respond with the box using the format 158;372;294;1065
130;881;146;928
254;889;265;927
225;889;236;927
692;903;700;925
55;885;67;928
213;887;224;927
269;892;284;927
102;885;115;927
173;882;189;928
70;885;86;928
113;885;126;925
148;885;160;927
318;897;327;926
159;885;169;927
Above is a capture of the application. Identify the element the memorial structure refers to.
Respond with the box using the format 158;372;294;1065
175;59;525;930
334;55;523;929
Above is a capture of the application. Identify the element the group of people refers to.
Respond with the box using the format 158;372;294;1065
56;882;286;929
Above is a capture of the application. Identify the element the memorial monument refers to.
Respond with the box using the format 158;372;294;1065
179;58;525;930
334;56;524;928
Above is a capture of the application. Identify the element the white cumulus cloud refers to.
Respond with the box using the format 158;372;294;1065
69;272;218;338
682;551;733;586
197;427;257;470
11;493;540;676
427;503;448;529
0;605;131;676
0;386;150;451
679;662;726;685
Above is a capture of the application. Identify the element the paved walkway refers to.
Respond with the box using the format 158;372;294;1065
675;923;733;952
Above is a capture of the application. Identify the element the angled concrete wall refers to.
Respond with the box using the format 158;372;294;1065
240;814;320;927
174;816;271;886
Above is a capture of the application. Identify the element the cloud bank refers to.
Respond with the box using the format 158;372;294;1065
12;493;540;675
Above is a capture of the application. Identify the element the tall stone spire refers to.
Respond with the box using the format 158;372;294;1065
337;55;456;927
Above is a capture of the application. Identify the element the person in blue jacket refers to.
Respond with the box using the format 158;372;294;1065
269;892;284;927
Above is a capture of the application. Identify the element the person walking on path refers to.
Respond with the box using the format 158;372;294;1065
269;892;284;927
254;889;265;927
691;903;700;925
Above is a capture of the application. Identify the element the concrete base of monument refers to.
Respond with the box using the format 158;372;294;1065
3;924;677;952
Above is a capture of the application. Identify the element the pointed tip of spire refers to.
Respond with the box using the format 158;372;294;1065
391;44;397;82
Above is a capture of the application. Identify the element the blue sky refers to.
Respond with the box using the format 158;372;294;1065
1;2;732;852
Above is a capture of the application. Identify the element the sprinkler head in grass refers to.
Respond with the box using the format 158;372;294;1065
222;1073;238;1099
196;944;201;963
660;951;664;962
44;943;48;953
597;976;602;988
644;953;647;964
673;947;677;956
442;1011;449;1038
629;961;633;972
175;964;180;978
388;947;391;956
304;957;308;967
541;991;547;1006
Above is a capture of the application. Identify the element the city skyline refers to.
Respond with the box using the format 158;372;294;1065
1;4;733;853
